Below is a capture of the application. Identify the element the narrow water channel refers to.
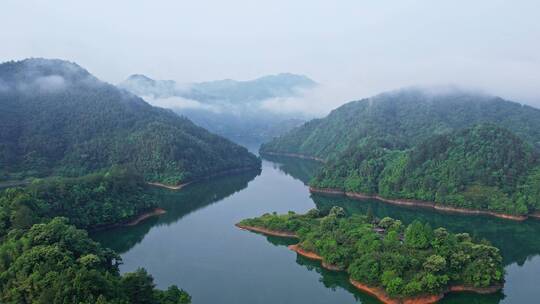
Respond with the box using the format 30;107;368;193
93;156;540;304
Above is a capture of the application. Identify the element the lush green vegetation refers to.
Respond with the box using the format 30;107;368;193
263;89;540;215
0;167;159;236
0;168;191;302
240;208;504;299
312;124;540;215
0;58;260;185
261;88;540;160
0;217;190;304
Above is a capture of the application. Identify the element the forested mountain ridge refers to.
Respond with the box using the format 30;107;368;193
0;58;260;185
260;88;540;160
312;124;540;216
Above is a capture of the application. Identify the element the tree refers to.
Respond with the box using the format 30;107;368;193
366;206;374;223
423;255;446;273
405;220;431;249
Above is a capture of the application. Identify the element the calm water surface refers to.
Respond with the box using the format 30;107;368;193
93;155;540;304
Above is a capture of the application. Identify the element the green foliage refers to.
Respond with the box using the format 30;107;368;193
0;167;156;236
0;169;191;302
404;220;432;249
240;209;504;299
0;59;260;185
264;88;540;215
0;218;190;303
313;124;540;215
261;88;540;160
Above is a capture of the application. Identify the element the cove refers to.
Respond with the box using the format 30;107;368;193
93;155;540;304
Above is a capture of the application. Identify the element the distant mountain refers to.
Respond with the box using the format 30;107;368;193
0;58;260;185
118;73;317;144
119;72;316;103
261;88;540;160
119;74;179;98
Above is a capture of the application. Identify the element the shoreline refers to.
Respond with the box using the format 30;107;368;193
235;224;298;238
310;187;530;221
238;224;502;303
349;279;444;304
92;208;167;231
288;244;344;271
260;151;326;163
147;166;261;190
126;208;167;226
147;181;191;190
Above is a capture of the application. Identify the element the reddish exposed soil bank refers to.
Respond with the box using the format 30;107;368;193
349;279;443;304
260;151;326;163
237;225;502;303
288;244;343;271
126;208;166;226
92;208;167;231
235;224;298;238
310;187;529;221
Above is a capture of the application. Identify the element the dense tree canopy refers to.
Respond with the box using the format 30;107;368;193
311;124;540;215
0;167;159;237
0;58;260;185
0;218;190;304
0;168;192;302
261;88;540;160
239;209;504;299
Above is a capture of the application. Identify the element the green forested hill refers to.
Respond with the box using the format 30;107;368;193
0;58;260;185
0;218;191;303
312;124;540;215
261;88;540;160
0;167;158;235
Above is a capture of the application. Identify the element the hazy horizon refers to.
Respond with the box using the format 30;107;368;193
1;1;539;116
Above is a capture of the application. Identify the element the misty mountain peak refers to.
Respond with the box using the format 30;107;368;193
0;58;101;94
119;72;317;104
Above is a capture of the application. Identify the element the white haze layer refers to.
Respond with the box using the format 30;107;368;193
1;1;539;115
142;95;221;113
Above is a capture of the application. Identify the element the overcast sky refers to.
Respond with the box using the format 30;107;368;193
1;0;539;114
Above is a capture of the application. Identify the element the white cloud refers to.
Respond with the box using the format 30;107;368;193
34;75;66;92
142;95;220;112
259;84;360;117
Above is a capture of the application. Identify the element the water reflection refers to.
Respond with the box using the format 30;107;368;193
93;156;540;304
93;169;261;252
262;154;322;185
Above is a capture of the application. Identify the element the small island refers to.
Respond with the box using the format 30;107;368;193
238;207;504;303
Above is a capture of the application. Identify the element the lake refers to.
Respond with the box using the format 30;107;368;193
93;155;540;304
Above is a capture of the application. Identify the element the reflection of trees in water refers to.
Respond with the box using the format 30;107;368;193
262;155;322;185
294;256;381;304
92;169;260;252
313;194;540;267
261;235;380;303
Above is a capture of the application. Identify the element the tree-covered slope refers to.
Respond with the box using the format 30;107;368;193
0;217;190;304
0;59;260;184
312;124;540;215
0;167;159;235
261;88;540;160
